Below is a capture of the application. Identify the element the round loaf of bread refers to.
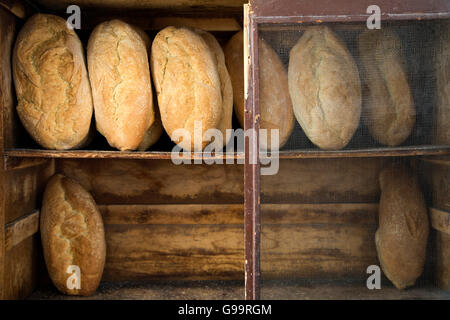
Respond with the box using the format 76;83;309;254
224;31;295;150
151;26;223;151
12;14;93;150
358;29;416;146
196;29;233;147
87;20;154;151
40;174;106;296
376;164;429;289
288;26;361;150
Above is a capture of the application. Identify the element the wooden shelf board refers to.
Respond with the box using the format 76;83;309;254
4;149;245;160
27;280;450;300
4;146;450;161
274;145;450;159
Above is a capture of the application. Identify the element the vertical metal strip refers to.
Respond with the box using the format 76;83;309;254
244;3;261;300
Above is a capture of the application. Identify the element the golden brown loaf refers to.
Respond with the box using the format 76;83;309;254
196;29;233;147
136;28;163;151
40;174;106;296
151;26;223;151
288;26;361;150
138;108;163;151
358;29;416;146
376;165;429;289
435;23;450;145
224;31;295;150
12;14;93;150
87;20;154;151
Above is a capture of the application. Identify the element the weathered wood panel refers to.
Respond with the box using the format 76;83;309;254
4;161;54;223
3;235;39;300
100;203;378;281
5;210;39;251
435;231;450;291
58;158;384;205
58;159;244;205
0;5;16;300
261;158;385;203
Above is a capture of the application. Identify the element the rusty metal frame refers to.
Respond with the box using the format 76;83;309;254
243;0;450;300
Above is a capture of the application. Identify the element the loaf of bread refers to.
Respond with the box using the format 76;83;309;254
196;29;233;147
288;26;361;150
12;14;93;150
358;29;415;146
138;108;163;151
435;23;450;145
87;20;154;151
224;31;295;150
40;174;106;296
151;26;223;151
376;164;429;289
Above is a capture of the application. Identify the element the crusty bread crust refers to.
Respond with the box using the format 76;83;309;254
358;29;416;146
288;26;361;150
224;31;295;150
87;19;154;151
196;29;233;147
151;26;222;151
40;174;106;296
376;165;429;289
13;14;93;150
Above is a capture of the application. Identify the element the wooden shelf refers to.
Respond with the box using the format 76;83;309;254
27;280;450;300
273;145;450;159
4;149;245;160
4;145;450;162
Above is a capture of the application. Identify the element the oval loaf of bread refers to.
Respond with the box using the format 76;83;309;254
151;26;223;151
224;31;295;150
288;26;361;150
358;29;416;146
87;20;154;151
376;164;429;290
12;14;93;150
196;29;233;147
40;174;106;296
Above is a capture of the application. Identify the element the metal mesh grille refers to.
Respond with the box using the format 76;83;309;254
258;20;448;151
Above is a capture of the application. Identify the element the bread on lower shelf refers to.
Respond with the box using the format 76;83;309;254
40;174;106;296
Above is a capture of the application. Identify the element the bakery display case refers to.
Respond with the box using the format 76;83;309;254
0;0;448;301
247;0;450;299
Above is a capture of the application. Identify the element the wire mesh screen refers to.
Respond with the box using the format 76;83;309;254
257;20;449;151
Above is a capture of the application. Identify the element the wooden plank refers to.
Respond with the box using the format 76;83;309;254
5;150;245;160
4;161;54;223
58;158;384;205
99;204;243;225
419;159;450;212
3;235;39;299
57;159;244;205
4;157;50;171
0;4;16;301
99;203;378;226
430;208;450;235
103;224;244;281
101;203;378;281
435;231;450;291
262;158;384;203
5;210;39;251
5;145;450;160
